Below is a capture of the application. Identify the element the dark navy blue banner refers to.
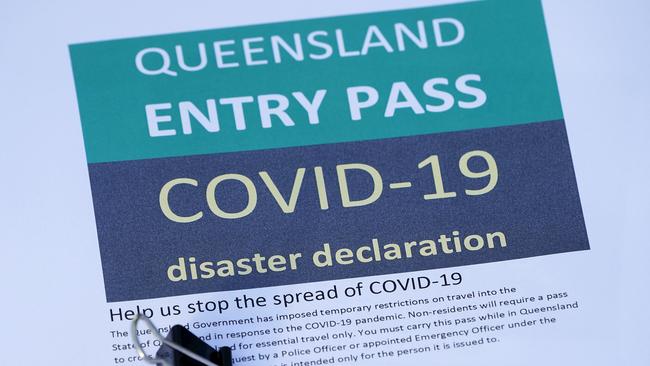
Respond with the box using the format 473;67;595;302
89;120;588;302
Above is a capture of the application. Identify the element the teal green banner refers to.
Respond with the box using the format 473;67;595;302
71;0;562;163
